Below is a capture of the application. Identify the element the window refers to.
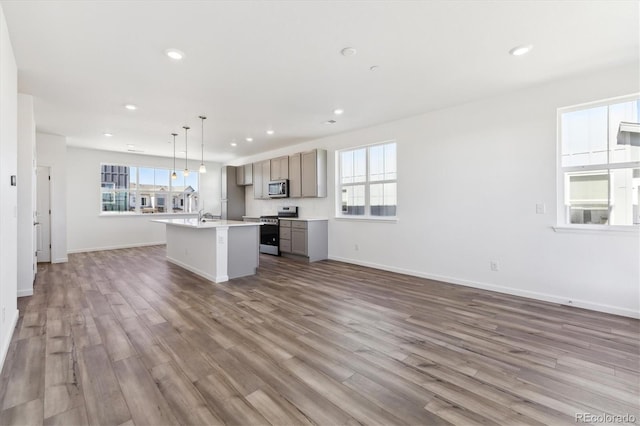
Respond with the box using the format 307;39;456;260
338;141;397;218
559;96;639;226
100;164;199;214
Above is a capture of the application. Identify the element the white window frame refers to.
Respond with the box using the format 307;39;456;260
555;94;640;232
336;140;398;221
99;163;200;216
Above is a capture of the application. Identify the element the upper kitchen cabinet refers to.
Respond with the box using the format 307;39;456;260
236;164;253;186
270;156;289;180
253;160;271;199
288;152;302;198
301;149;327;197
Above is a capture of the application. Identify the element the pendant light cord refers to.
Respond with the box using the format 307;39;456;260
183;126;190;173
200;116;206;164
172;133;177;172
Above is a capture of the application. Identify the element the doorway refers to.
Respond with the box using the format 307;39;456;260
36;166;51;263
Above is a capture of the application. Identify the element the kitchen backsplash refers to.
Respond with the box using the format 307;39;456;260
244;187;329;217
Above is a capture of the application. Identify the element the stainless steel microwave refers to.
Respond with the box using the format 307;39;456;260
268;179;289;198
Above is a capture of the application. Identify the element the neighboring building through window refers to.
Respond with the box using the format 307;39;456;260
100;164;199;214
338;141;397;218
559;96;639;226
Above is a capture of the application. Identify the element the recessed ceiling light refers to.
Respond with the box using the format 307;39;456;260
341;47;357;57
230;142;237;147
103;133;113;137
124;104;137;111
333;109;344;115
266;129;275;135
323;120;337;125
369;65;379;71
246;137;253;142
165;48;185;60
178;150;186;154
126;144;135;148
509;44;533;56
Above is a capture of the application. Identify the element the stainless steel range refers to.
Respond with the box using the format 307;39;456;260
259;206;298;255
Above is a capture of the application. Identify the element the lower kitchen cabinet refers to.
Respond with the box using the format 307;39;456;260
279;219;327;262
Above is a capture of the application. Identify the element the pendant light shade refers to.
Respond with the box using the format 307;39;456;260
171;133;178;180
198;115;207;173
183;126;190;177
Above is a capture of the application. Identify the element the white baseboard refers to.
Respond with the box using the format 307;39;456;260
52;257;68;264
17;289;33;298
165;256;227;283
328;255;640;319
0;309;19;373
67;241;166;255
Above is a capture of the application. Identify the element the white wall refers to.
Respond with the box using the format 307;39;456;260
36;132;67;263
0;4;18;370
17;94;35;297
234;63;640;318
66;147;222;253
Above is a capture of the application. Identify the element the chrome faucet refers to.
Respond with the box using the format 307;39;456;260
198;209;205;222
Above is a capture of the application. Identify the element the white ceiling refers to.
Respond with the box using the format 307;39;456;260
2;1;638;163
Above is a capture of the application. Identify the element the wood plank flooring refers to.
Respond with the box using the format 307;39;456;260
0;245;638;425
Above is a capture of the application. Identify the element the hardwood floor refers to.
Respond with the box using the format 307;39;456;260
0;245;638;425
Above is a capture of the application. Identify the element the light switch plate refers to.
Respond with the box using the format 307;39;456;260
536;203;546;214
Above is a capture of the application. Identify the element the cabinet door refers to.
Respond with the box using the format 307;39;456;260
280;239;291;253
253;162;262;199
261;160;271;199
301;150;317;197
291;228;307;255
289;153;301;198
270;156;289;180
270;158;280;181
243;164;253;185
278;156;289;179
236;165;244;185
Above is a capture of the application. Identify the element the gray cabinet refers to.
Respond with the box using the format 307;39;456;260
279;220;292;253
236;164;253;186
279;219;327;262
221;166;245;220
301;149;327;198
253;149;325;199
291;222;308;256
270;156;289;180
289;153;301;198
253;160;271;199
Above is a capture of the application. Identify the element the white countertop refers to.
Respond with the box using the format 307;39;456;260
242;215;328;222
279;217;328;222
152;218;261;229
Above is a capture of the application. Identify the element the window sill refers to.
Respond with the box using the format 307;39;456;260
334;216;398;223
99;212;197;218
552;224;639;235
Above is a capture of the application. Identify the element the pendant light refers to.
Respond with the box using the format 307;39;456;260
183;126;190;177
170;133;178;180
198;115;207;173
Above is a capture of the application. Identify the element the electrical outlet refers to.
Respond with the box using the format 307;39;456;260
536;203;546;214
354;244;359;251
490;261;499;271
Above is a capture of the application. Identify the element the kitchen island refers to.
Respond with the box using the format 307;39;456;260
152;218;261;283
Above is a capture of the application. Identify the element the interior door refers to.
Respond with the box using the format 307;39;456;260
36;166;51;262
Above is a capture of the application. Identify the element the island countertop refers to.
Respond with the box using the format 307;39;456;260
153;218;261;283
152;218;262;229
